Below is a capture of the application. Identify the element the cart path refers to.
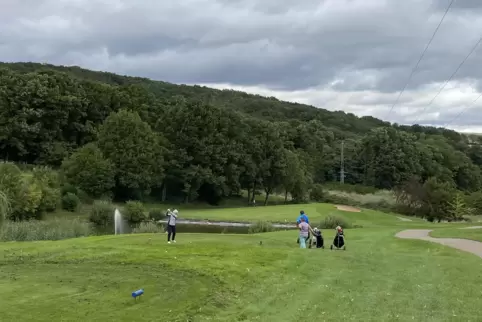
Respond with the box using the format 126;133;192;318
396;229;482;258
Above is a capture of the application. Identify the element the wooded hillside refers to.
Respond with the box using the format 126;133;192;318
1;62;482;220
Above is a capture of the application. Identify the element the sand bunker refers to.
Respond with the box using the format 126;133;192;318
335;205;361;212
397;216;412;222
460;226;482;229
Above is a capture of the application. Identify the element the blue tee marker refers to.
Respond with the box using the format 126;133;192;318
132;289;144;300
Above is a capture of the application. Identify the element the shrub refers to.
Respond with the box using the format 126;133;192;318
124;200;147;224
16;177;43;220
0;218;93;241
248;220;275;234
132;222;163;234
320;215;352;229
62;193;80;212
76;189;94;205
148;208;165;221
32;167;60;212
466;191;482;215
38;187;60;212
89;200;115;226
309;184;325;202
61;184;78;196
0;163;48;220
0;190;11;220
61;143;115;198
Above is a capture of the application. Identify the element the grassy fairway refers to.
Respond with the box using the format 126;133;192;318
430;226;482;242
180;203;425;227
1;225;482;321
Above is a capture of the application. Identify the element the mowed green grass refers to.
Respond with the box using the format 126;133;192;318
1;225;482;321
180;203;428;227
430;227;482;242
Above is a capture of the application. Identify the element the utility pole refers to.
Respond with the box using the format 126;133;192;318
340;140;345;184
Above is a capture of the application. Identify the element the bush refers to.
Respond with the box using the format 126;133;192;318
0;218;93;241
309;184;325;202
89;200;115;226
16;177;43;220
248;220;275;234
320;215;352;229
38;187;60;212
76;189;94;205
148;208;165;221
32;167;61;212
124;200;147;224
61;184;78;196
132;222;163;234
0;190;11;220
0;163;49;220
62;193;80;212
466;191;482;215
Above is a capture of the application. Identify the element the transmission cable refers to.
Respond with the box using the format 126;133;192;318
443;92;482;128
385;0;454;119
413;36;482;124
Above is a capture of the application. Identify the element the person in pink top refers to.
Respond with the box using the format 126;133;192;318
298;217;312;249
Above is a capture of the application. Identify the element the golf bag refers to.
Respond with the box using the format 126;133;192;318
330;232;346;250
310;230;324;249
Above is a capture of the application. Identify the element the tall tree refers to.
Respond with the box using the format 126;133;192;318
97;109;164;199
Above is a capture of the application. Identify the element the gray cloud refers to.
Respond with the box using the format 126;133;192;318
2;0;482;129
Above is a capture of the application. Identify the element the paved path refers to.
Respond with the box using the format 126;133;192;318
460;226;482;229
397;216;412;222
396;229;482;258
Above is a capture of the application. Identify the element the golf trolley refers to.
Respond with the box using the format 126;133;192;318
330;234;346;250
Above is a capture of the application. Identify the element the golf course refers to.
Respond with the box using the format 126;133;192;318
1;203;481;322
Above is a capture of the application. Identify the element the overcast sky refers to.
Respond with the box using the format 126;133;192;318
2;0;482;132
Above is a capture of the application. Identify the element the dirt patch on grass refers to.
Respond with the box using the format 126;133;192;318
335;205;361;212
396;229;482;258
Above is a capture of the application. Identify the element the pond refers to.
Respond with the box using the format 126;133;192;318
97;219;297;235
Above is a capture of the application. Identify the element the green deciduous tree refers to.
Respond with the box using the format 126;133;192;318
61;143;115;198
98;109;164;200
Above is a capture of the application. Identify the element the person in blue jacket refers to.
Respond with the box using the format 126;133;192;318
296;210;309;224
296;210;310;245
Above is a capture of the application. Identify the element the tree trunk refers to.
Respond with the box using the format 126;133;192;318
247;188;252;206
161;183;167;202
264;191;270;206
284;190;288;203
251;182;257;203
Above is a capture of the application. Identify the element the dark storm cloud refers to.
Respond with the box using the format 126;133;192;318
1;0;482;129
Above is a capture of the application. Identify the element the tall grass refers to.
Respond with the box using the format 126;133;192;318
248;221;275;234
132;221;164;234
319;215;352;229
0;218;93;242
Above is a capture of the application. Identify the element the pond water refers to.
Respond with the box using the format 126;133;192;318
97;219;297;235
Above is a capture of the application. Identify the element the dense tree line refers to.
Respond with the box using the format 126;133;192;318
1;63;482;221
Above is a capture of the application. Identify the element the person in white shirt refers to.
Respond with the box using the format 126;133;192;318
166;209;178;244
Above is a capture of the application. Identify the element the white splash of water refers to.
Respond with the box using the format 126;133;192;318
114;208;123;235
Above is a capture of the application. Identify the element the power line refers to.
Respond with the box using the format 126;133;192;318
413;36;482;124
385;0;454;120
443;92;482;127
